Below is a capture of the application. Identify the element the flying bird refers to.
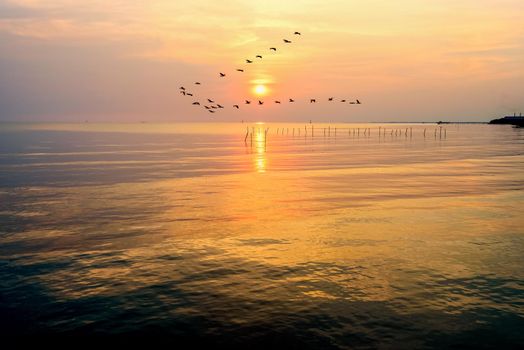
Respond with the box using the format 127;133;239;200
349;102;356;104
245;100;251;104
211;106;217;109
246;59;253;63
340;99;346;102
233;105;239;109
192;102;200;105
328;97;334;101
289;98;295;102
187;93;193;96
270;47;276;51
180;91;186;95
179;87;185;90
209;110;215;113
283;39;292;43
275;101;281;104
258;100;264;105
207;99;214;103
310;99;316;103
204;106;210;109
294;31;301;35
195;82;201;85
217;104;224;108
256;55;262;58
219;72;226;77
356;99;361;104
237;69;244;72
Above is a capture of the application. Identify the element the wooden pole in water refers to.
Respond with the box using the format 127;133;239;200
328;126;331;137
244;127;249;143
424;128;426;137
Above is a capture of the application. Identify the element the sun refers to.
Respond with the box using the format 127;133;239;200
253;84;268;96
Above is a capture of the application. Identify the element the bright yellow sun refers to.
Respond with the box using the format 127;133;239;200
253;84;267;96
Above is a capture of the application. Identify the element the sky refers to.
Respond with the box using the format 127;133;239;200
0;0;523;122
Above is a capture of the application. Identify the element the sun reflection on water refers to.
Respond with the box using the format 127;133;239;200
254;127;267;173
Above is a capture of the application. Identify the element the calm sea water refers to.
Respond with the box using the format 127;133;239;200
0;122;523;348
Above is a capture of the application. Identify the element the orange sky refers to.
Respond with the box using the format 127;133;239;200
0;0;523;122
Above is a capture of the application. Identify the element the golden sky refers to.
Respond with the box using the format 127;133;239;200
0;0;523;121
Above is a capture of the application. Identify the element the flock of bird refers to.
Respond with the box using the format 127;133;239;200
178;32;362;114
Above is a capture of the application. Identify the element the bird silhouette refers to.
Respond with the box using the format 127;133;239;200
328;97;334;101
289;98;295;102
294;31;301;35
192;102;200;105
179;87;185;90
275;101;281;104
310;99;316;103
246;59;253;63
245;100;251;104
211;106;217;109
209;110;215;113
237;69;244;72
349;102;355;104
219;72;226;77
270;47;276;51
204;106;210;109
356;99;361;104
256;55;262;59
233;105;239;109
187;93;193;96
217;104;224;108
258;100;264;105
180;91;186;95
340;99;346;102
208;99;214;103
283;39;292;43
195;82;201;85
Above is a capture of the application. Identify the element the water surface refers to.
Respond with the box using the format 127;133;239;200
1;122;523;348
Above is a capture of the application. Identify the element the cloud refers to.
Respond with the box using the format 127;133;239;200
0;1;42;19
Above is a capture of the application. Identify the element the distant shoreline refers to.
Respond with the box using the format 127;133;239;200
0;120;490;124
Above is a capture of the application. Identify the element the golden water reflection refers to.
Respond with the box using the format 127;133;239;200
254;127;267;173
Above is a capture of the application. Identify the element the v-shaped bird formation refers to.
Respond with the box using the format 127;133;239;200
178;31;362;115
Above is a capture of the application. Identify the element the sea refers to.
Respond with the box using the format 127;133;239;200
0;122;523;348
